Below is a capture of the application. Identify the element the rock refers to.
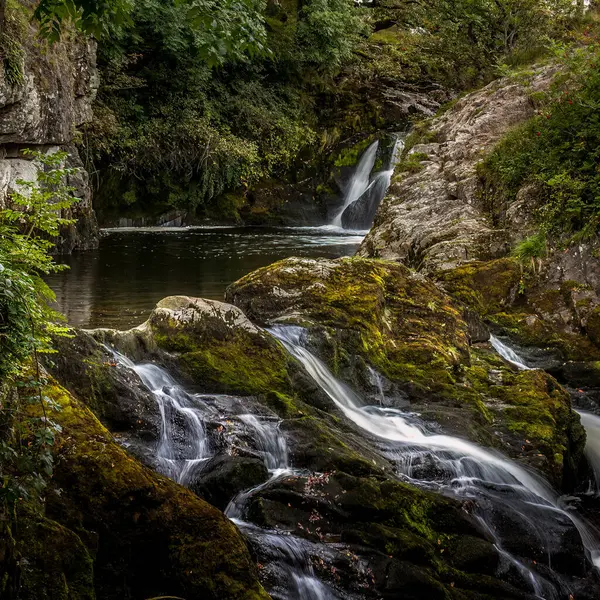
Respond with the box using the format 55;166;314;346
12;515;95;600
358;67;557;272
190;456;269;510
13;380;268;600
92;295;295;398
227;256;586;488
0;13;99;252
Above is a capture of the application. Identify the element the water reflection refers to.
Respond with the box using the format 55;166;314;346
47;226;365;329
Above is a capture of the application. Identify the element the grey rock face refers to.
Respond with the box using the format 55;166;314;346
0;22;99;251
359;67;557;273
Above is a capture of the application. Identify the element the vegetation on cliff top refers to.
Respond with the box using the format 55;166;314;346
58;0;583;221
481;15;600;243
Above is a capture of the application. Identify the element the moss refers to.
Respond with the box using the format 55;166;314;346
332;136;377;168
36;381;269;600
176;336;290;396
490;311;600;362
436;259;522;315
148;304;294;397
283;414;386;476
585;305;600;346
15;515;95;600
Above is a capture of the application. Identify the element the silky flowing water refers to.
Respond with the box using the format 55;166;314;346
270;326;600;598
106;323;600;599
332;141;380;227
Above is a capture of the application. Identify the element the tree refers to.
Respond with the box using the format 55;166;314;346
34;0;133;40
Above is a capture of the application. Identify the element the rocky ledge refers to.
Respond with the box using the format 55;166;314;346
40;260;600;599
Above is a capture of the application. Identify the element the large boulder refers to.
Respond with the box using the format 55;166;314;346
226;256;586;488
358;67;557;272
9;379;268;600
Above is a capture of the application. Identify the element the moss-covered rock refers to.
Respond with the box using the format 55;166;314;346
437;258;600;381
93;295;295;397
245;471;533;599
28;381;269;600
227;256;470;390
226;256;586;487
14;515;95;600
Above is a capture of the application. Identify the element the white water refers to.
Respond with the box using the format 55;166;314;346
332;141;379;227
490;334;532;370
578;411;600;494
270;325;600;592
112;351;212;485
111;348;333;599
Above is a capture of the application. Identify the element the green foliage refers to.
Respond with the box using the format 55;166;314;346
0;0;28;86
363;0;578;89
34;0;133;41
296;0;366;72
512;233;547;273
84;0;326;215
83;0;583;219
481;25;600;240
0;150;76;519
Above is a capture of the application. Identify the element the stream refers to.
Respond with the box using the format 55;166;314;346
58;141;600;598
105;327;600;600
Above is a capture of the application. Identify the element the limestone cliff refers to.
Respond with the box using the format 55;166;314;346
0;4;99;252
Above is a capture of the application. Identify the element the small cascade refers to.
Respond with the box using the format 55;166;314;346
367;365;385;406
269;325;600;594
332;141;379;227
577;411;600;494
240;523;339;600
112;351;212;484
224;414;293;520
238;413;289;472
490;334;532;371
340;137;405;230
111;347;337;599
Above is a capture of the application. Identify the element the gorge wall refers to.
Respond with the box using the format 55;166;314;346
360;64;600;393
0;5;99;252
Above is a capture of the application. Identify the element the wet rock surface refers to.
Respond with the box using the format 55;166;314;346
0;15;99;252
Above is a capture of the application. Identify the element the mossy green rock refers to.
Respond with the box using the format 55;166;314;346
20;381;269;600
227;256;470;387
227;257;585;488
94;296;294;397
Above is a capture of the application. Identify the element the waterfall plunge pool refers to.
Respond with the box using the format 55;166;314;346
46;225;365;329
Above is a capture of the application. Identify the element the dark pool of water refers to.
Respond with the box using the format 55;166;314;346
46;226;365;330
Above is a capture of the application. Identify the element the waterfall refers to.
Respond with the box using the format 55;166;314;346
490;334;532;371
269;325;600;592
577;411;600;494
335;136;404;230
238;414;289;472
110;347;334;599
112;351;212;484
331;141;379;227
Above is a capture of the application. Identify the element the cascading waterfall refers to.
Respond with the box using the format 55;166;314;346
112;351;212;485
490;334;532;371
111;347;338;600
334;136;404;230
269;325;600;596
331;140;379;227
577;411;600;494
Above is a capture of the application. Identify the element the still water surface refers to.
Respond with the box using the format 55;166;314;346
47;226;364;330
